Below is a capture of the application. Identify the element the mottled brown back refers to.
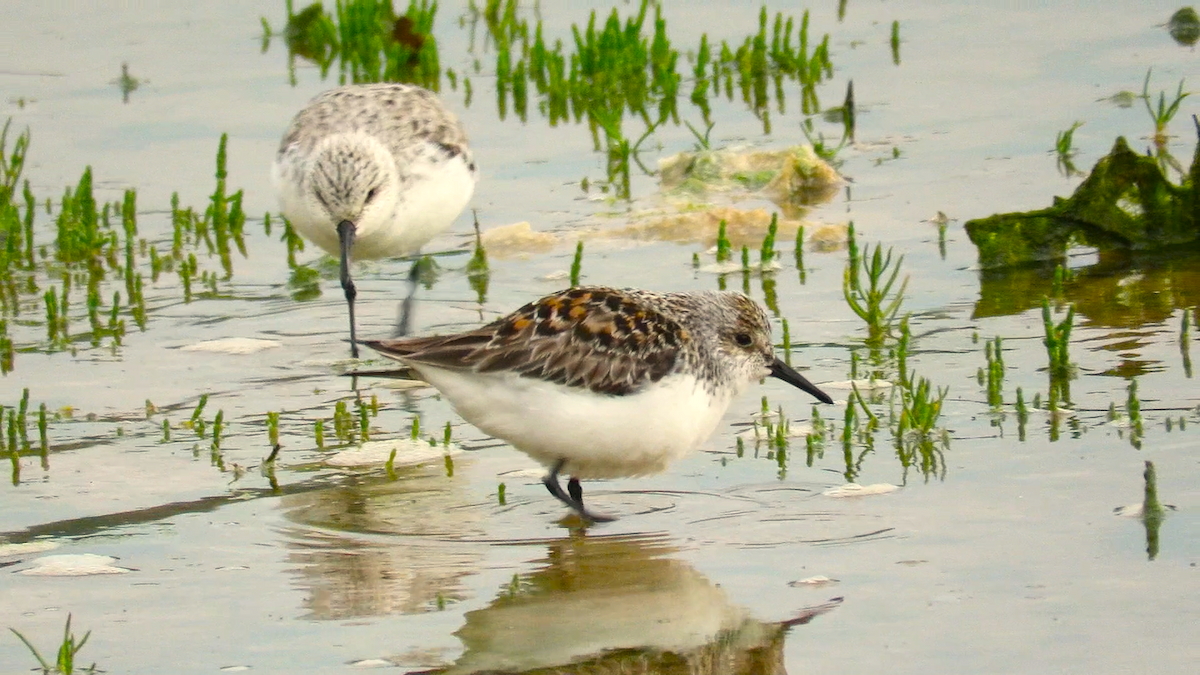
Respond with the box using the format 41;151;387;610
365;287;690;395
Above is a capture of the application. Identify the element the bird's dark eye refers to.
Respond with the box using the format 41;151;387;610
734;332;753;347
365;187;379;204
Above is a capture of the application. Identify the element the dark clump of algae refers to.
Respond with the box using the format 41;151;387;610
965;117;1200;270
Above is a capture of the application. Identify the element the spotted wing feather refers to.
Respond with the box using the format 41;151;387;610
365;287;687;396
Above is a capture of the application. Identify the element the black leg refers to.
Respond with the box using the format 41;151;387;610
337;220;359;359
394;262;421;337
542;459;615;523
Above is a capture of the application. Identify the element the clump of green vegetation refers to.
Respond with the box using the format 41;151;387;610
715;219;732;263
894;374;949;480
965;122;1200;268
890;21;901;66
759;213;778;266
267;411;281;446
1015;387;1029;442
0;389;48;480
844;242;908;347
0;126;249;371
274;0;440;88
984;336;1004;408
1042;298;1075;405
1168;7;1200;46
1141;68;1189;160
9;613;98;674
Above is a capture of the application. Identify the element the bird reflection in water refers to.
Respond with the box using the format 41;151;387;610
280;463;485;620
411;532;841;675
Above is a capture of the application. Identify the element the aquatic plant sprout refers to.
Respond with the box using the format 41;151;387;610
843;242;908;347
9;613;98;675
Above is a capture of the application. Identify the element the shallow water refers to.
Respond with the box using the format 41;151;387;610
1;1;1198;673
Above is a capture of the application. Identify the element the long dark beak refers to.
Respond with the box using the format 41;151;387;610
337;219;359;358
769;357;833;404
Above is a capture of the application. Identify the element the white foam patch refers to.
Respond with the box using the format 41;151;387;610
326;438;462;468
349;659;395;669
823;483;898;498
181;338;283;355
788;575;840;587
19;553;130;576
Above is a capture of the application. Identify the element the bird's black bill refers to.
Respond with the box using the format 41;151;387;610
769;357;833;404
337;219;359;359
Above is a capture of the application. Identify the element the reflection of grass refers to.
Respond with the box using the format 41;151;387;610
466;216;489;303
1140;460;1165;560
1182;308;1194;378
1125;379;1144;449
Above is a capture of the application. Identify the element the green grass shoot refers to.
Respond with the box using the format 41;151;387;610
890;20;900;65
267;411;280;446
759;213;778;265
569;240;584;287
1141;68;1189;151
716;219;731;262
843;242;908;347
9;613;97;675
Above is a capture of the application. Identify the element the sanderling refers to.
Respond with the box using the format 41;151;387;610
364;286;833;522
272;83;478;357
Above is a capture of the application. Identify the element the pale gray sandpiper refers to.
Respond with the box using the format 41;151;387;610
364;286;833;523
271;83;478;357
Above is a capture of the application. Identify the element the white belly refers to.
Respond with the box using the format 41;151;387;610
271;151;475;260
355;153;476;260
411;366;732;479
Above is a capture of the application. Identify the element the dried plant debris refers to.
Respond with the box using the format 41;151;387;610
659;145;842;207
478;222;559;258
